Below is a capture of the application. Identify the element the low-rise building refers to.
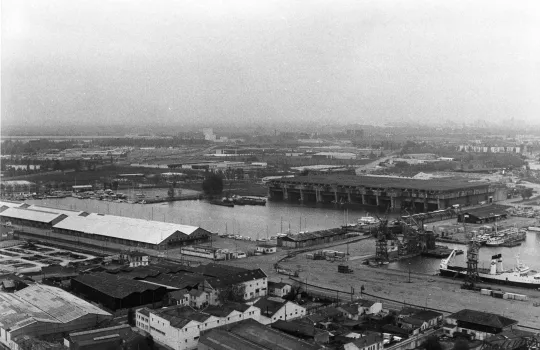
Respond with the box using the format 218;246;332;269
199;319;323;350
443;309;518;341
411;310;444;328
122;251;150;267
271;319;330;343
63;324;148;350
355;299;383;316
400;317;428;331
268;281;291;297
256;244;277;254
0;284;112;349
343;332;384;350
254;298;307;325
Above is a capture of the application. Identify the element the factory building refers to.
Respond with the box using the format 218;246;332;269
50;213;211;252
457;206;509;224
0;284;112;349
0;207;68;229
71;272;171;311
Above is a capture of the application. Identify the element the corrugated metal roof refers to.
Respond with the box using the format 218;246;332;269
0;207;66;223
26;205;86;217
0;200;25;208
53;213;200;245
0;284;110;332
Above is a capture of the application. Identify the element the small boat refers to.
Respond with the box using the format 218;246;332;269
514;255;530;274
209;199;234;207
486;237;504;247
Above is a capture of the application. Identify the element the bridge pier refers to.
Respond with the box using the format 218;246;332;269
283;187;289;200
299;189;304;202
375;195;380;206
361;194;366;205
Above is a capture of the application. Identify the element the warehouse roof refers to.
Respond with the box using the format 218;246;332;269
200;329;267;350
25;205;87;217
52;213;201;245
271;174;488;191
204;302;252;318
205;268;267;289
0;284;110;332
0;200;24;208
460;205;510;220
229;319;321;350
0;207;67;224
449;309;518;329
73;273;166;299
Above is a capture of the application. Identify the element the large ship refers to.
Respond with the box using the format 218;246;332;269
439;250;540;289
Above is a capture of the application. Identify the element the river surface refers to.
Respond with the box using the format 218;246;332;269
27;197;540;273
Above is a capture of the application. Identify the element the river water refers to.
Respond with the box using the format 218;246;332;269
27;198;540;273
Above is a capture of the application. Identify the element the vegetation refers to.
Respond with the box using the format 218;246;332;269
202;173;224;196
283;282;304;301
422;336;442;350
127;308;135;326
520;187;534;200
452;339;470;350
217;284;246;303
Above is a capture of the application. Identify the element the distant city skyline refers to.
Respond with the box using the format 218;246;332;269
2;0;539;132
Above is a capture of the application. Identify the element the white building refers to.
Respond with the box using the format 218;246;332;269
355;300;383;316
136;304;260;350
268;282;292;298
254;298;307;325
122;251;149;267
256;244;277;254
202;267;268;301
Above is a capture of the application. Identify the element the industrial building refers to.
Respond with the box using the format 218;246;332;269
199;319;322;350
268;174;493;212
136;304;262;350
52;213;210;251
0;207;68;229
71;272;171;310
443;309;518;341
457;205;509;224
277;228;349;248
0;284;112;349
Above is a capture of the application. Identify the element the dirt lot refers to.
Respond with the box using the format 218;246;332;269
218;236;540;329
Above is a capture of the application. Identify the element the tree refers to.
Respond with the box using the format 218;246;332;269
217;284;246;303
422;336;442;350
202;173;224;196
127;308;135;326
520;187;533;200
452;339;470;350
283;282;303;301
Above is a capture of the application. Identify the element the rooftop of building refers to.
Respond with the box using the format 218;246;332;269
25;204;87;217
204;302;252;318
66;324;132;344
228;319;322;350
0;207;67;223
412;310;443;321
448;309;518;329
346;332;383;348
270;174;489;191
0;200;24;208
52;212;202;245
402;317;426;326
271;319;328;339
155;305;213;324
254;298;287;317
199;329;267;350
73;273;166;299
0;284;110;332
460;205;511;219
205;268;267;289
268;281;290;289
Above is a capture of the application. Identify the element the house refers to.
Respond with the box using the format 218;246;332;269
355;300;382;316
411;310;443;328
188;289;209;308
122;251;149;267
199;265;268;301
339;305;360;320
381;324;411;338
256;244;277;254
167;289;190;306
254;298;307;325
483;329;538;350
443;309;519;341
271;319;330;343
343;332;384;350
400;317;428;331
203;302;261;326
268;281;292;297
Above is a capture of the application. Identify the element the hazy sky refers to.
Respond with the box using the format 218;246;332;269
2;0;539;131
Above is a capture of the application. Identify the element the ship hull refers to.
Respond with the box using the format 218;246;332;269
440;266;540;289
